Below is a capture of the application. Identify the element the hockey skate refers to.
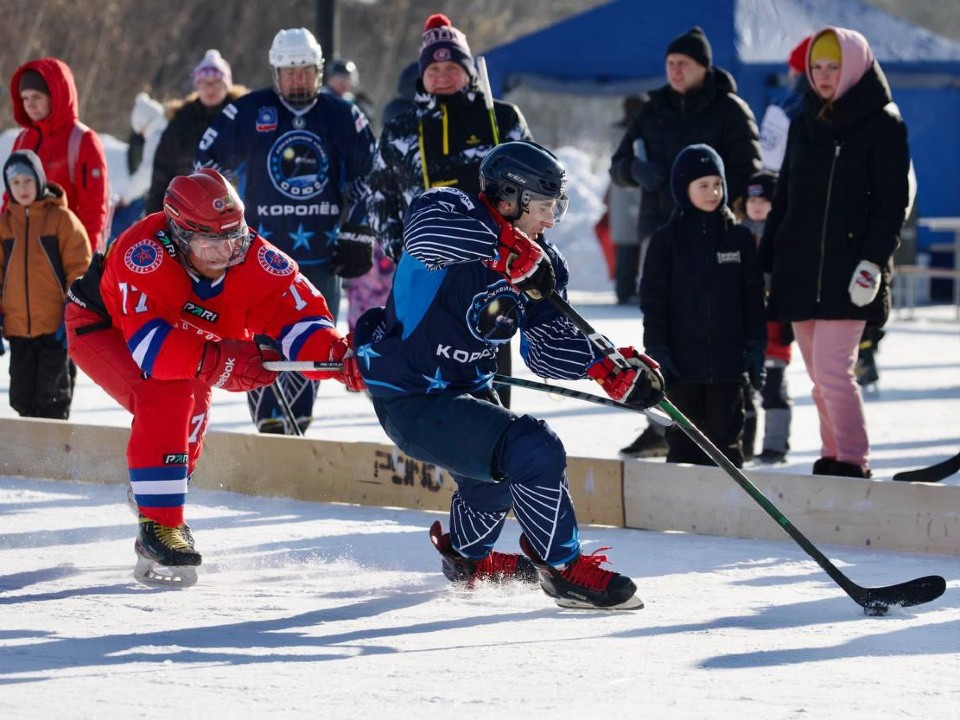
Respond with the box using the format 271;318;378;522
429;521;539;587
133;515;201;589
127;487;194;547
519;534;643;610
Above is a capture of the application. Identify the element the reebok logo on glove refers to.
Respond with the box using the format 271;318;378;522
216;356;236;388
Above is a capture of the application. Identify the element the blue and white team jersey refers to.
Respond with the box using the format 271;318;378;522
354;187;602;397
196;88;376;268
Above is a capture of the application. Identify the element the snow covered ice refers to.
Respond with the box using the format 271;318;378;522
1;295;959;717
1;145;960;717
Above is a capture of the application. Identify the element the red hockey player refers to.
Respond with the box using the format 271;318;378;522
65;168;363;587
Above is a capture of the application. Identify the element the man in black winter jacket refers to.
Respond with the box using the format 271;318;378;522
610;27;761;239
610;26;761;459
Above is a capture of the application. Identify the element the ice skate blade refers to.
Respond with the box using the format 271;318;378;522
133;546;198;588
553;595;644;610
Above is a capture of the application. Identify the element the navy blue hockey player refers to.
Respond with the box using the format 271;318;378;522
354;141;665;609
196;28;376;435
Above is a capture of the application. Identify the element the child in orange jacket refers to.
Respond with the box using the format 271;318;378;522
0;149;91;418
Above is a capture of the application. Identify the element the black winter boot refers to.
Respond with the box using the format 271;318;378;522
812;457;837;476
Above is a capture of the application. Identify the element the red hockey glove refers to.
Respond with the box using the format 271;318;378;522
487;224;556;301
197;339;280;392
587;346;665;409
303;333;365;392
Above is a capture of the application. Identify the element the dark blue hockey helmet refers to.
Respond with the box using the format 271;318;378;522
479;140;568;222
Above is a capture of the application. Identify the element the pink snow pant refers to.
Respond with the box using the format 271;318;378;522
792;319;869;468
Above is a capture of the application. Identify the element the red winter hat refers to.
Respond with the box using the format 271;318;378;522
418;13;475;80
788;36;812;74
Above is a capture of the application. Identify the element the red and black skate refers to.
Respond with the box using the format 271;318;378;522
429;521;538;588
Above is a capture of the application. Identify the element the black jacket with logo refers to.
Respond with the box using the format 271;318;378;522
641;206;766;384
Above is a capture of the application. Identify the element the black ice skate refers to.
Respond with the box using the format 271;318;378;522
519;534;643;610
127;488;194;547
133;515;201;588
429;521;539;587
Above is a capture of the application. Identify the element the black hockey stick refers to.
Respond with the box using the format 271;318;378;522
493;374;672;426
269;378;303;437
893;449;960;483
547;292;946;613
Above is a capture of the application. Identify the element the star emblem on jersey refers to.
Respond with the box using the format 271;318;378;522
124;239;163;274
472;368;494;389
356;343;380;370
422;368;450;393
258;245;295;276
289;223;315;251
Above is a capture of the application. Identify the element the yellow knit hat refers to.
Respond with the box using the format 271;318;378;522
810;31;841;65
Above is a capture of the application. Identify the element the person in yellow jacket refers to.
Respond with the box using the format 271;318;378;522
0;149;91;418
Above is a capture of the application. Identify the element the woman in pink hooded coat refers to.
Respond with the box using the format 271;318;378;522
759;28;911;478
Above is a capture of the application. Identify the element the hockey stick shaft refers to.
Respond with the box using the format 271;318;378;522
549;295;944;609
264;361;342;371
475;56;501;145
493;374;673;426
269;378;303;437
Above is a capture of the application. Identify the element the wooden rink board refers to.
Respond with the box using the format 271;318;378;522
0;418;623;525
1;417;957;556
623;460;960;556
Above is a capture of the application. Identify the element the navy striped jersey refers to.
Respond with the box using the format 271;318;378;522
195;88;376;268
354;187;602;396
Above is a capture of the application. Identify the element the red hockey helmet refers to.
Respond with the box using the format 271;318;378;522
163;168;250;268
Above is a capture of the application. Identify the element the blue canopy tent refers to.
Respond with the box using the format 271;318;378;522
481;0;960;256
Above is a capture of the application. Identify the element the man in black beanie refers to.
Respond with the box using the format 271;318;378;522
608;25;761;458
667;27;712;69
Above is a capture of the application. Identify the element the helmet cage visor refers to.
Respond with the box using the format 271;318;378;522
169;220;251;269
273;65;322;108
520;189;569;224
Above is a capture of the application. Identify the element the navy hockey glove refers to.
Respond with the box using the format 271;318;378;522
743;340;767;391
587;346;665;409
487;224;556;301
197;339;280;392
331;224;376;279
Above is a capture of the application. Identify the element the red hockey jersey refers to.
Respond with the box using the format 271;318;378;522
100;212;340;379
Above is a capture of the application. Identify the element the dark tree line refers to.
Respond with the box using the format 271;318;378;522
0;0;603;138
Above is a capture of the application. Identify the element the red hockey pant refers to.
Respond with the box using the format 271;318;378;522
65;303;211;526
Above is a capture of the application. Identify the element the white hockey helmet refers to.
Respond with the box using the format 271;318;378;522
269;28;324;108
